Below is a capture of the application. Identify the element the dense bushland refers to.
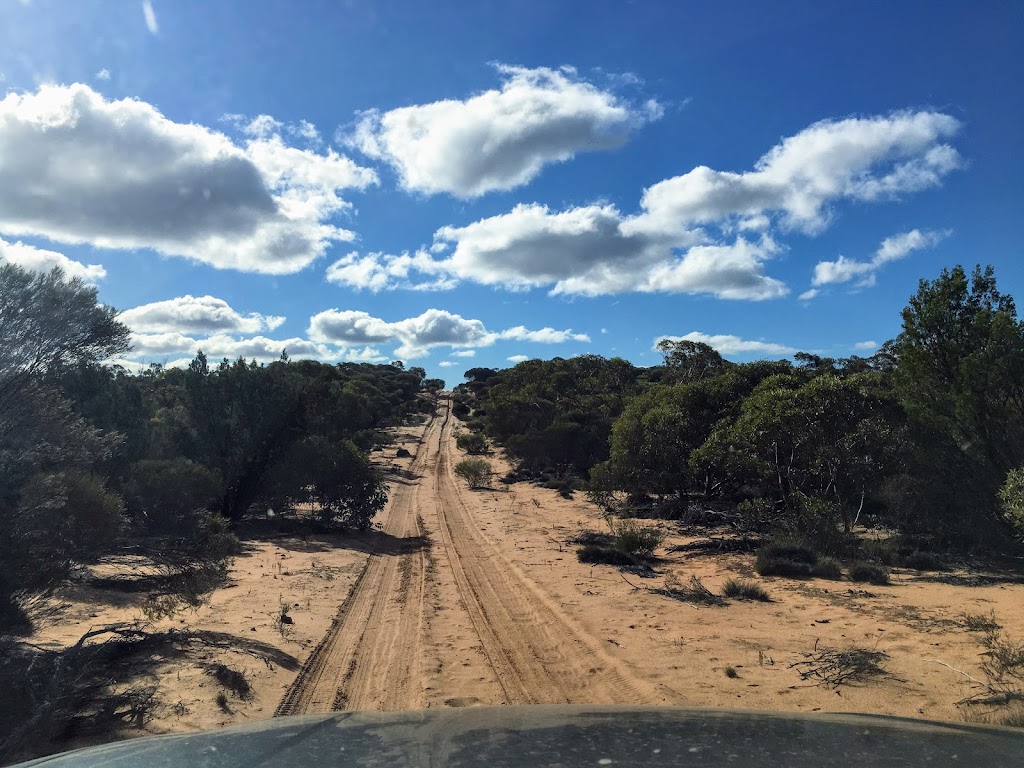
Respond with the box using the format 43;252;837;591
457;264;1024;555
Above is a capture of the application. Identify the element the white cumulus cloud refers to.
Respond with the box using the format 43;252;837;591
127;331;335;364
0;84;376;274
450;350;476;358
119;295;286;335
636;111;961;236
334;110;959;300
812;228;950;288
0;237;106;281
307;308;589;359
350;64;661;198
656;331;797;358
853;340;879;351
507;355;530;363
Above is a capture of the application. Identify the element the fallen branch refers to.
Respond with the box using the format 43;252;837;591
790;647;902;689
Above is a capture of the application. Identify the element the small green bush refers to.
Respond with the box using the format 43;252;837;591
721;579;771;602
810;556;844;580
860;539;897;566
612;519;664;558
758;541;818;564
454;458;493;489
724;666;739;678
754;540;818;578
755;556;813;578
849;561;890;585
455;432;488;454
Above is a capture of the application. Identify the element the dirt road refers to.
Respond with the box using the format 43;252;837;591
276;399;676;714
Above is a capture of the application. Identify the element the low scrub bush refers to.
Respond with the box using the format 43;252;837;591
721;579;771;602
755;556;813;578
654;574;726;606
849;561;890;585
754;540;845;580
454;458;493;489
455;432;488;454
962;611;1001;633
860;539;897;566
577;545;638;566
611;520;664;558
754;540;817;578
811;556;844;580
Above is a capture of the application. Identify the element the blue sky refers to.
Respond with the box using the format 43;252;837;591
1;0;1021;384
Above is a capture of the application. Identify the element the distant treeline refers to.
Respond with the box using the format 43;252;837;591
0;262;435;633
456;265;1024;554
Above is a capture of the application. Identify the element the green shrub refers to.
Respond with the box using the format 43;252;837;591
758;541;818;564
454;458;493;489
849;561;890;585
754;540;819;578
721;579;771;602
860;539;897;566
724;666;739;678
755;556;813;578
999;466;1024;538
455;432;488;454
612;519;664;558
810;556;844;580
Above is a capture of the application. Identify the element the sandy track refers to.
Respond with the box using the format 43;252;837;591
277;399;676;715
430;403;678;706
274;412;438;715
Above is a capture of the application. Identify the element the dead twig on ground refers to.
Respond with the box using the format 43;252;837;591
790;647;902;689
651;574;726;606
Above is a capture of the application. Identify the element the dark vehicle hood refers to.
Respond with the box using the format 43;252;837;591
15;705;1024;767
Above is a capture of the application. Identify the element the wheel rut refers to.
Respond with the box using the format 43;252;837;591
277;397;677;715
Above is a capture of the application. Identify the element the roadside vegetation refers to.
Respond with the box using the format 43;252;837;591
0;263;430;761
456;264;1024;565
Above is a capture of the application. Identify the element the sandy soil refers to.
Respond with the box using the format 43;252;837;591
25;396;1024;755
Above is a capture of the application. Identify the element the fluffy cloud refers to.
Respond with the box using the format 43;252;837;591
119;295;285;335
307;308;589;359
507;355;530;363
438;361;458;368
636;112;961;236
853;340;879;351
812;228;949;288
656;331;797;357
325;250;456;292
127;331;335;364
450;350;476;358
335;110;959;299
0;84;376;274
350;64;661;198
0;237;106;281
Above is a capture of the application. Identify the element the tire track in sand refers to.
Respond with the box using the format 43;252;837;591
430;399;680;706
274;412;438;715
278;398;679;714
